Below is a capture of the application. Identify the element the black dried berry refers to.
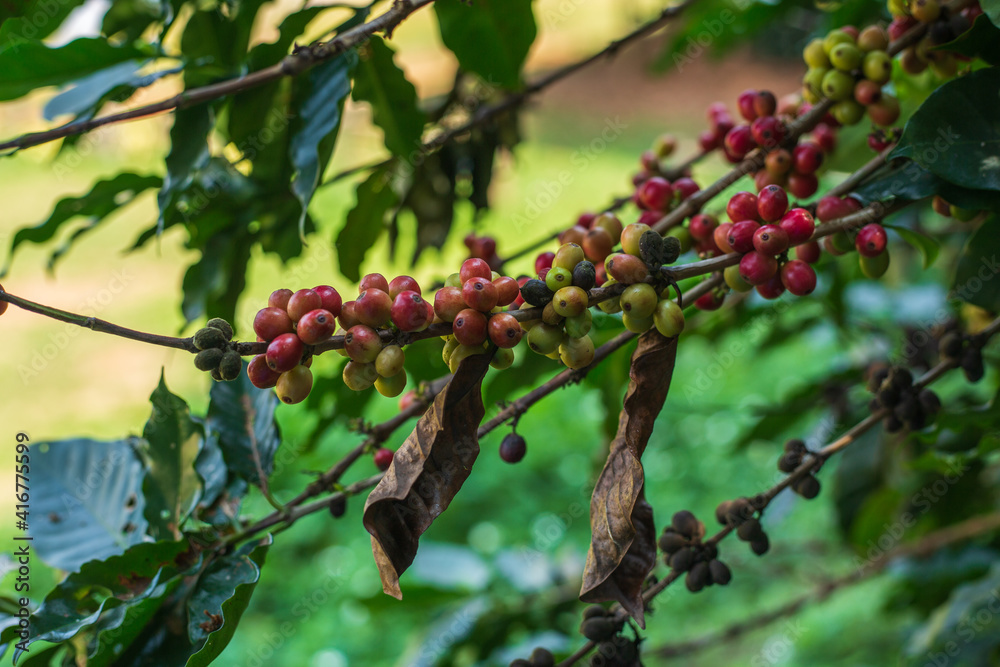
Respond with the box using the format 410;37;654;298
531;647;555;667
671;510;700;538
939;332;963;359
583;605;607;620
685;561;710;592
750;533;770;556
778;452;801;473
206;317;234;340
580;617;616;642
572;261;597;292
784;438;807;454
658;530;687;554
867;367;890;393
736;518;764;542
961;347;984;383
328;495;346;518
714;500;732;525
894;394;920;422
708;559;732;586
219;350;242;381
878;385;901;407
194;348;224;371
194;326;228;351
209;367;224;382
884;414;904;433
669;547;695;572
890;367;914;390
793;474;821;499
521;279;555;307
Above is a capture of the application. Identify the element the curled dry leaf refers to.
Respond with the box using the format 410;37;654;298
362;352;491;598
580;330;678;627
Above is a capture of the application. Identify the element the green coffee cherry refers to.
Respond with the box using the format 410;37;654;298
654;299;685;338
343;361;378;391
545;267;572;292
375;369;407;398
724;265;753;292
527;323;564;355
565;310;593;338
559;335;595;369
622;311;654;333
860;251;890;278
490;347;515;370
375;345;405;378
621;283;658;319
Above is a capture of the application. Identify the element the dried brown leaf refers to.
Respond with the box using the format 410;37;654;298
362;352;491;598
581;330;678;626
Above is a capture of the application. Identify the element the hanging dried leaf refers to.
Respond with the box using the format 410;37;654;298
581;330;678;627
362;352;491;598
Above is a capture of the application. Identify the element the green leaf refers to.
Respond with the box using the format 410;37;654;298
0;0;87;44
288;9;366;238
906;563;1000;664
883;223;940;269
185;536;271;666
933;13;1000;64
892;68;1000;192
0;38;150;102
850;159;1000;212
952;215;1000;311
180;224;253;324
88;575;184;665
352;36;425;157
3;540;193;659
25;438;148;572
205;364;281;486
156;105;214;235
139;373;204;540
1;173;161;277
984;0;1000;28
336;166;397;282
44;60;182;121
434;0;536;90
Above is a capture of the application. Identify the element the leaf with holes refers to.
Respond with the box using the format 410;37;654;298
363;352;491;598
581;331;678;626
26;438;148;572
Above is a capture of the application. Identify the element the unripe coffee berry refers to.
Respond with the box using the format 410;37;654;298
621;283;658;319
606;253;649;284
375;370;407;398
276;364;313;403
653;299;685;338
545;267;572;293
206;318;234;340
194;326;228;351
552;286;588;318
375;345;405;378
219;350;242;381
194;348;224;371
343;360;378;391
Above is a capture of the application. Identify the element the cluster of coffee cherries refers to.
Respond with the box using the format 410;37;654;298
803;26;900;128
776;439;822;499
889;0;981;78
551;211;623;276
814;195;891;279
703;186;820;306
867;365;942;432
249;284;343;403
658;510;732;593
577;607;642;666
435;258;522;372
519;243;599;368
463;232;502;270
191;318;241;381
508;647;555;667
939;330;986;383
721;90;789;163
714;498;771;556
598;228;686;337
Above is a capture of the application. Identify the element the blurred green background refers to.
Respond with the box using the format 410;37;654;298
2;0;999;665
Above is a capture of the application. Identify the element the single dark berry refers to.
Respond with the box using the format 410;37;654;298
580;617;616;642
572;261;597;291
708;559;732;586
884;414;904;433
938;332;964;360
736;518;764;542
531;648;555;667
583;605;607;620
784;438;806;454
793;474;821;499
658;530;687;554
778;452;801;473
669;546;695;572
907;409;927;431
499;433;527;463
671;510;700;538
194;348;224;371
521;279;555;307
961;347;985;383
724;497;753;525
374;447;394;471
867;366;890;394
219;350;242;381
889;367;914;390
918;389;941;415
878;385;901;408
206;318;234;340
714;500;732;525
685;561;710;592
209;368;224;382
328;495;346;518
194;327;228;351
750;534;770;556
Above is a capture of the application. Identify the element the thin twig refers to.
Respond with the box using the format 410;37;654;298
0;0;438;154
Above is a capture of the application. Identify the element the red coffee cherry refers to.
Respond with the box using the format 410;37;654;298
739;251;778;286
493;276;520;307
753;224;790;255
359;273;389;294
535;252;555;275
786;171;818;199
756;274;786;300
253;307;294;341
728;220;761;254
462;277;499;312
344;325;383;363
726;191;760;223
460;258;493;283
780;259;818;296
856;223;888;257
268;288;293;310
689;214;718;241
756;185;789;223
266;333;304;372
313;285;342;318
796;240;822;264
637;177;674;212
287;288;322;322
247;354;281;389
297;309;336;345
453;309;488;346
355;288;392;328
388;275;421;300
488;313;523;348
778;208;815;246
276;365;313;404
434;287;466;322
714;223;735;254
338;300;361;330
374;447;394;471
791;143;823;175
391;291;432;332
